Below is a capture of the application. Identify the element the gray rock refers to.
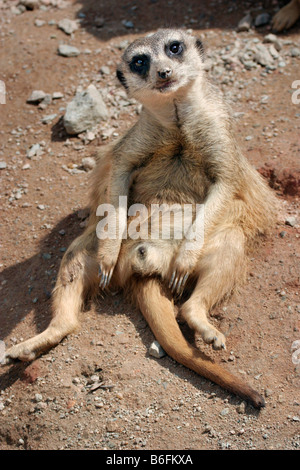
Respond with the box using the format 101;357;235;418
237;13;252;32
27;90;46;103
255;13;270;27
34;393;43;403
269;44;279;59
41;114;57;124
117;40;130;50
35;19;46;27
11;5;23;15
39;94;52;107
122;20;134;29
63;84;108;135
263;33;278;43
290;47;300;57
58;18;78;35
52;91;64;99
254;43;274;67
58;44;80;57
285;216;296;227
100;65;110;75
27;143;41;158
263;33;282;51
149;340;166;359
237;401;247;414
0;161;7;169
81;157;96;171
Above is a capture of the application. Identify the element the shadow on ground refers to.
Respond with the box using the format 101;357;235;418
75;0;299;42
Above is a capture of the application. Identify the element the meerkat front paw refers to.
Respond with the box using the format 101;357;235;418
98;242;121;289
168;249;198;296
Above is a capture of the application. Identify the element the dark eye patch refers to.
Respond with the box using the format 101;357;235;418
129;54;150;78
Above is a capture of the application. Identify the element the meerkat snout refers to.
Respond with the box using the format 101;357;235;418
157;68;173;80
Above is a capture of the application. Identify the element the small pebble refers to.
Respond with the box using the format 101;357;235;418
27;90;46;103
285;217;296;227
122;20;134;29
237;401;246;414
149;340;166;358
255;13;270;27
58;18;78;35
58;44;80;57
237;13;252;32
34;393;43;403
220;407;230;417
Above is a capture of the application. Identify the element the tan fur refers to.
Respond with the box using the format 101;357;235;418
272;0;300;31
3;30;277;408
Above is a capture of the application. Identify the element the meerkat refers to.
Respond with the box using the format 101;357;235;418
272;0;300;31
2;29;277;408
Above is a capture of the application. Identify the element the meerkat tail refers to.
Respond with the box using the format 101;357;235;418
133;277;265;409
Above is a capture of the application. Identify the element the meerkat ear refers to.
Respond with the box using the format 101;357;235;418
195;38;205;58
116;68;128;90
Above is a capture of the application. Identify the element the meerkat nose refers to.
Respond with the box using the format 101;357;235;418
158;69;173;80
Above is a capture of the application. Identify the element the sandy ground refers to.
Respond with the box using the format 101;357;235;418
0;0;299;451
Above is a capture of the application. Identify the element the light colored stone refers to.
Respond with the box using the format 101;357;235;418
58;18;78;35
285;216;296;227
81;157;96;171
27;90;46;103
58;44;80;57
149;340;166;359
237;13;252;32
63;84;108;135
254;43;274;67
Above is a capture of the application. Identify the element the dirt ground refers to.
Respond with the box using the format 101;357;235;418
0;0;299;451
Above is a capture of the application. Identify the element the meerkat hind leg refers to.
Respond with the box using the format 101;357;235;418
3;230;99;364
180;226;246;350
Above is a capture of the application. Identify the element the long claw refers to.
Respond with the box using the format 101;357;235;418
176;276;184;295
107;267;114;286
99;271;107;289
98;265;102;277
174;272;189;298
169;271;176;289
99;266;114;290
182;272;189;289
171;276;179;293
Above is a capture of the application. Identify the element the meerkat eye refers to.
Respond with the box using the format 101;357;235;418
169;41;183;55
130;54;150;77
135;58;145;67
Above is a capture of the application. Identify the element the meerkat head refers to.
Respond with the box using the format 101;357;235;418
116;29;205;105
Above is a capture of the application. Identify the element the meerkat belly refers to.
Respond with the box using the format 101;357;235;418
124;151;210;246
129;152;210;207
